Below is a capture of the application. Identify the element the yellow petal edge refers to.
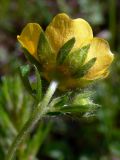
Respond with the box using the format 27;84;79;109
17;23;42;59
45;13;93;54
84;37;114;80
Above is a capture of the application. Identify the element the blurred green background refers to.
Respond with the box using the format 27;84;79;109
0;0;120;160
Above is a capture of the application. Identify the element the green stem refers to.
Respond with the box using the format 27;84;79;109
109;0;116;49
6;80;58;160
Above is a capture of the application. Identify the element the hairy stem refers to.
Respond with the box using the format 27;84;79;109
6;80;58;160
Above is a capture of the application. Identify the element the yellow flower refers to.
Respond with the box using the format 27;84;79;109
17;13;114;90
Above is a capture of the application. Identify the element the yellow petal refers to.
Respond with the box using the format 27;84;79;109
17;23;42;59
45;13;93;54
84;38;114;79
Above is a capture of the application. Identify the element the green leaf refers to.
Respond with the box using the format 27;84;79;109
20;64;30;77
74;57;97;78
19;65;34;96
34;65;42;101
0;105;17;136
23;122;52;159
23;48;42;71
57;37;75;64
37;31;54;63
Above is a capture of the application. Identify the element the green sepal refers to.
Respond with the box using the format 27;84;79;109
57;37;75;64
72;91;94;106
60;105;90;113
83;104;101;118
60;103;100;113
19;64;34;96
59;105;91;113
23;48;42;71
78;44;90;66
65;44;90;72
34;65;42;101
37;31;54;63
54;95;70;108
48;94;70;113
74;91;94;99
74;57;97;78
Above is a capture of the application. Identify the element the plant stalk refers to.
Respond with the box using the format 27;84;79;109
6;80;58;160
109;0;116;49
